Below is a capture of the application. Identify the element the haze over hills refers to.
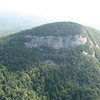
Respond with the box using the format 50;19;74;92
0;12;56;34
0;22;100;100
0;11;100;35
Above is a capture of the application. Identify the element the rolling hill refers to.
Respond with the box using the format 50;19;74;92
0;22;100;100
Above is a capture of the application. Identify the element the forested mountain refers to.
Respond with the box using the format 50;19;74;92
0;22;100;100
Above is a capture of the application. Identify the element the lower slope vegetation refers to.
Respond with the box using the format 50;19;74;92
0;22;100;100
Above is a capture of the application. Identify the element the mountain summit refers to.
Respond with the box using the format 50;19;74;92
24;22;87;49
0;22;100;100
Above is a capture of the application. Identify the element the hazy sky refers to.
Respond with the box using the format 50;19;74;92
0;0;100;29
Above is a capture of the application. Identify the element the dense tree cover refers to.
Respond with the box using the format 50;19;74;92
0;22;100;100
19;22;86;36
0;51;100;100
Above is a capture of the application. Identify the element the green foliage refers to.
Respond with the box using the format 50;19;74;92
20;22;86;36
0;22;100;100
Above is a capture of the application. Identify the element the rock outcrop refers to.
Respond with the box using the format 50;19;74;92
25;35;87;49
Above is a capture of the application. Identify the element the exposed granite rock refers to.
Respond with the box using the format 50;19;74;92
24;35;87;49
89;40;99;49
82;51;96;58
82;51;88;55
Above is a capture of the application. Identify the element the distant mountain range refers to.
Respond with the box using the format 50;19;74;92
0;12;56;34
1;11;100;36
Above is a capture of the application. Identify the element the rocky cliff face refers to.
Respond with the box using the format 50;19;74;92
24;34;87;49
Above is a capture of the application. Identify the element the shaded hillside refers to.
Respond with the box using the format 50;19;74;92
0;22;100;100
